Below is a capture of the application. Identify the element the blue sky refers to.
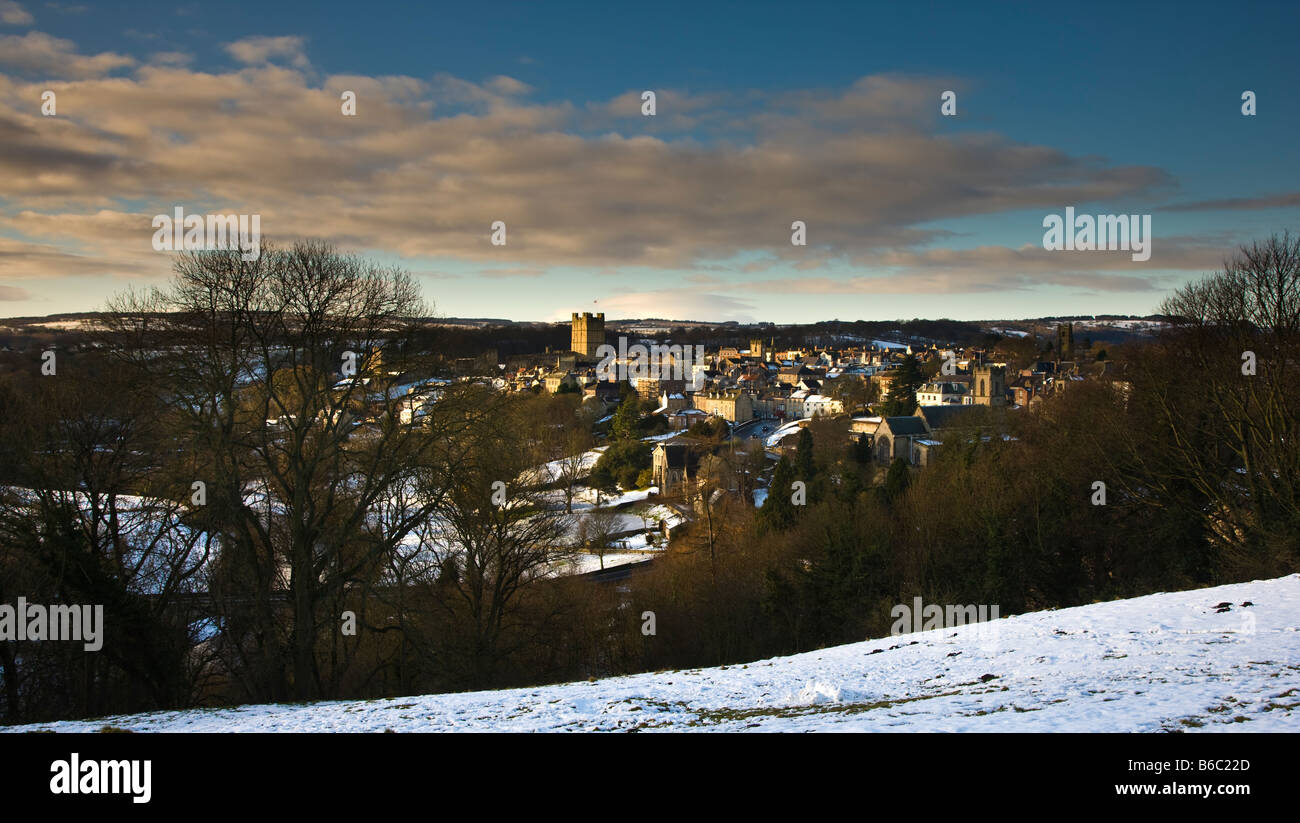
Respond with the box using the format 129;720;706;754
1;0;1298;322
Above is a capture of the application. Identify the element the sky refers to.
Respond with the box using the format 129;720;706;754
1;0;1298;323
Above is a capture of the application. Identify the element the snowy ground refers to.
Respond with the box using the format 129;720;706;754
555;552;654;575
9;575;1298;732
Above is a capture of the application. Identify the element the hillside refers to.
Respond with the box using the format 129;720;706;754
8;575;1298;733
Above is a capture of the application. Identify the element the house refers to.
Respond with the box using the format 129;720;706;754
872;416;929;463
776;365;817;387
634;376;686;401
850;415;881;435
693;389;754;423
789;391;843;419
583;380;622;410
916;380;972;406
737;368;768;390
869;405;982;466
398;386;445;425
655;392;689;415
667;407;710;430
651;435;716;495
543;371;579;393
913;438;944;467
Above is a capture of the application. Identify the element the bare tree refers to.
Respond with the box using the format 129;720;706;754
1126;232;1300;570
414;394;577;687
0;355;212;721
102;241;466;701
578;507;621;571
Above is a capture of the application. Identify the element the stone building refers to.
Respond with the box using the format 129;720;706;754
571;312;605;359
916;380;972;406
1057;322;1075;361
651;435;714;495
543;371;578;393
693;389;754;423
972;364;1007;406
634;376;686;401
872;416;929;463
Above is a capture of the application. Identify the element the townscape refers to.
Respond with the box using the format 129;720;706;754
0;3;1296;769
1;238;1296;729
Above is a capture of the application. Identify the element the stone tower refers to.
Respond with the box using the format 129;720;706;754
749;338;766;360
973;364;1007;406
1056;322;1075;361
571;312;605;359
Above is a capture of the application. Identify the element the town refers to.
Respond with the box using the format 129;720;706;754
0;1;1296;762
59;305;1119;583
0;236;1294;731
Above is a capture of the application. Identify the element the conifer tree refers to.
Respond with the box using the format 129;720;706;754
882;354;925;416
758;455;798;532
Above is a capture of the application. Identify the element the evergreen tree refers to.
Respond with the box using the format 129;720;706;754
758;455;798;532
794;426;816;481
611;393;641;440
882;456;911;504
882;353;925;416
852;433;872;464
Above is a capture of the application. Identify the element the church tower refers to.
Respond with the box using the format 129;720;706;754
1057;322;1075;361
571;312;605;359
973;364;1007;406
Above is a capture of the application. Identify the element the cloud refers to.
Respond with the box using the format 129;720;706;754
0;31;133;77
0;1;32;25
476;266;546;278
0;40;1220;305
44;2;88;14
150;50;193;67
485;75;531;96
573;289;758;322
1163;192;1300;212
742;235;1233;296
223;35;309;68
0;284;34;300
0;229;163;281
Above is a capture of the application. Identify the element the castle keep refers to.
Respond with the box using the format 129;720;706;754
571;312;605;359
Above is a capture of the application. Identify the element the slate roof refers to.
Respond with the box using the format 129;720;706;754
883;416;928;435
916;405;978;431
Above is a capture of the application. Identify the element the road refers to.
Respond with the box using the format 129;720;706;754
729;417;779;442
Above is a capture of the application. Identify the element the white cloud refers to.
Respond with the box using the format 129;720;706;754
0;45;1195;301
0;31;133;77
150;50;193;67
0;1;33;26
223;35;309;68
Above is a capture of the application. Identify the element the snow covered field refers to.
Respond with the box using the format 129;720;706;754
8;575;1298;733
